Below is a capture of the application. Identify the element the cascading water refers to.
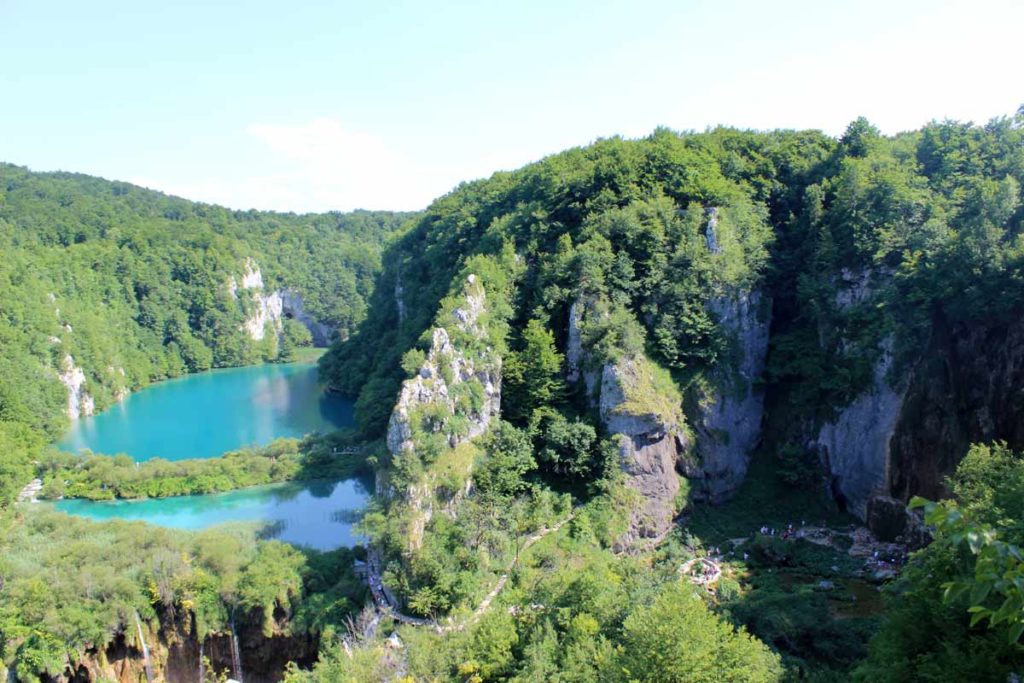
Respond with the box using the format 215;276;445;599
198;641;205;683
229;613;244;683
133;611;154;683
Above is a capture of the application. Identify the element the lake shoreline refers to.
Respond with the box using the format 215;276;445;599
58;359;353;461
40;476;372;551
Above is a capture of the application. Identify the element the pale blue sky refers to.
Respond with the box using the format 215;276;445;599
2;0;1020;212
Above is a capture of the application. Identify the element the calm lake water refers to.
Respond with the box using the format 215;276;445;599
48;478;370;550
53;361;367;549
59;362;354;461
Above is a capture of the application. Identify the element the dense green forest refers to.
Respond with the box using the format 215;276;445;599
3;111;1024;682
307;112;1024;680
0;167;407;680
0;163;411;506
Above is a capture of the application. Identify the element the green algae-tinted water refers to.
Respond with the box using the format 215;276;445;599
59;362;353;461
47;478;369;550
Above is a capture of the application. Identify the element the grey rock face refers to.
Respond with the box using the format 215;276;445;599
566;300;584;383
813;337;905;520
280;289;334;346
691;289;770;502
564;296;602;399
599;356;688;550
704;207;721;254
394;270;406;325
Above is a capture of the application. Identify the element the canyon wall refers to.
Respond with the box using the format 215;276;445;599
598;353;689;550
690;288;770;502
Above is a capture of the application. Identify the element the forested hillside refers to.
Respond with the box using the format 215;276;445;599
308;113;1024;680
3;111;1024;682
0;164;412;505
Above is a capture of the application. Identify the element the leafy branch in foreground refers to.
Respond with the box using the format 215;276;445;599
910;496;1024;643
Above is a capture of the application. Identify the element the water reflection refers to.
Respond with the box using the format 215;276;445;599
48;478;369;551
59;362;354;461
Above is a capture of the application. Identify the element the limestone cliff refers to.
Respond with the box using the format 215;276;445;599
230;258;334;347
383;274;501;548
690;288;770;502
804;270;1024;538
565;297;599;397
58;354;94;420
812;337;905;520
598;353;689;550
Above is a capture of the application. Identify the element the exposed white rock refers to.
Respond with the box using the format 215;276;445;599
244;290;284;341
232;259;332;345
813;337;905;520
240;257;264;290
691;289;771;502
59;354;94;420
386;284;500;456
384;275;501;550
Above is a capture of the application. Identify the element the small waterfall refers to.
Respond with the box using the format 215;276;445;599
198;641;205;683
229;614;244;683
133;611;154;683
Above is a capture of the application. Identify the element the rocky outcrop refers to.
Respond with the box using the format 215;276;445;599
232;259;284;344
245;290;285;342
564;296;602;399
704;207;722;254
813;337;905;520
58;354;94;420
384;275;501;549
394;270;407;325
230;258;333;346
690;288;770;502
387;275;499;457
280;289;333;346
599;354;688;550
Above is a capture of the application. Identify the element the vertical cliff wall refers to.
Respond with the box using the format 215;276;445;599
803;283;1024;534
598;353;689;550
812;337;905;520
690;288;770;502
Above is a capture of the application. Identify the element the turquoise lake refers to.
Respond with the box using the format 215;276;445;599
48;478;370;551
52;361;367;549
59;361;354;461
